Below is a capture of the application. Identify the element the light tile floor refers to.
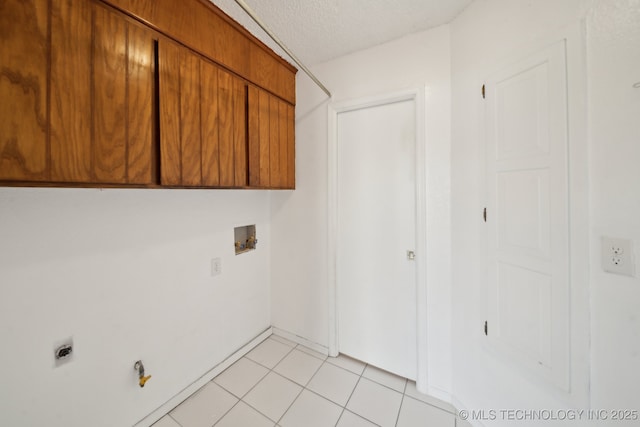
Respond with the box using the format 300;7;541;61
152;335;468;427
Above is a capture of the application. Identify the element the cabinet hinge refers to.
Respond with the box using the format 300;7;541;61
484;321;488;336
482;84;485;99
483;207;487;222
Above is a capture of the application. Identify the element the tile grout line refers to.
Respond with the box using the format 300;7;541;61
343;360;410;427
250;351;369;427
250;340;298;425
394;394;406;427
294;343;328;361
392;378;410;426
247;337;322;425
274;379;305;426
341;362;381;426
350;375;399;427
207;356;279;426
246;337;297;371
302;353;327;388
165;339;454;427
334;407;346;427
211;397;241;427
326;357;410;396
358;374;406;397
267;357;346;423
168;413;183;427
222;337;299;425
237;395;279;425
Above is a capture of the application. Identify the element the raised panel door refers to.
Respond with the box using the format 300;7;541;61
486;41;570;389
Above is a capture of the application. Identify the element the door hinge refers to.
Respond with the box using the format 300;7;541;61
484;321;488;336
482;84;485;99
483;207;487;222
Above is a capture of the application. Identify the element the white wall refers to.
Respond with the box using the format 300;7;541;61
270;26;453;395
587;0;640;412
3;2;637;425
450;0;590;420
0;188;271;427
451;0;640;425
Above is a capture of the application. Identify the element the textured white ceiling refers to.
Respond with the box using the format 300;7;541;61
211;0;473;66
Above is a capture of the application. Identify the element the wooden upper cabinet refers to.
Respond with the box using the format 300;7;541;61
159;39;248;187
248;86;295;189
50;0;156;184
1;0;294;189
0;0;49;181
101;0;296;104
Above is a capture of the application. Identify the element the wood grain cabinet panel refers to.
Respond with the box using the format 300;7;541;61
158;39;181;186
286;102;295;188
50;0;156;184
179;49;203;186
1;0;294;189
218;69;235;187
126;24;156;184
0;0;49;181
268;95;281;188
217;69;248;187
102;0;295;103
93;4;127;183
232;76;248;186
159;39;248;187
50;0;92;182
200;60;221;187
248;86;295;189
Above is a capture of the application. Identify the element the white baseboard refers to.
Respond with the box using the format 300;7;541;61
133;327;272;427
271;326;329;356
426;385;454;406
451;396;487;427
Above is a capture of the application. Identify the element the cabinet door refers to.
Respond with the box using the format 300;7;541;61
179;48;202;186
50;0;155;184
0;0;49;181
278;98;295;189
248;87;295;189
159;39;248;187
200;60;221;187
217;68;248;187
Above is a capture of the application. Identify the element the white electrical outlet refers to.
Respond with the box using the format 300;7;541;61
602;237;635;277
211;257;222;277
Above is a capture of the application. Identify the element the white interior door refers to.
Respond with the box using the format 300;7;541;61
336;98;417;380
485;41;570;389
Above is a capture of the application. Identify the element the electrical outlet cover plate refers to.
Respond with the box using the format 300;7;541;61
601;237;635;277
211;257;222;277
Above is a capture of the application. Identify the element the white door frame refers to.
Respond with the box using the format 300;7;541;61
327;88;428;390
